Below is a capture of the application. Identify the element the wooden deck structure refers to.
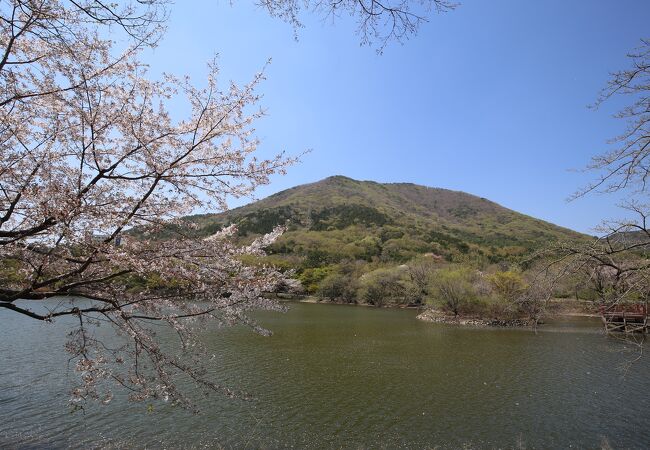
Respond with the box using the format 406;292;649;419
600;302;649;334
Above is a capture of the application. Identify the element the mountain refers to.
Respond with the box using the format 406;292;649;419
183;176;586;269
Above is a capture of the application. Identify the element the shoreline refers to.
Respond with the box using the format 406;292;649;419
269;293;600;324
268;293;422;308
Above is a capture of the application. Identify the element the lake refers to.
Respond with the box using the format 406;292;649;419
1;300;649;449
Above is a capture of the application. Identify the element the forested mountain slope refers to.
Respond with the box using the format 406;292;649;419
182;176;586;267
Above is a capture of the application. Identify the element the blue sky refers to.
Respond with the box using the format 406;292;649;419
143;0;650;234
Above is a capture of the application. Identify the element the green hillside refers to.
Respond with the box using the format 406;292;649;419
183;176;585;271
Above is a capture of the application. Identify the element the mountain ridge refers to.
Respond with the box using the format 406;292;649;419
182;175;586;269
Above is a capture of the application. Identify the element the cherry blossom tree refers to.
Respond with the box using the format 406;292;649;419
0;0;298;409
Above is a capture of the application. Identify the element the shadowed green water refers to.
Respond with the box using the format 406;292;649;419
1;300;649;449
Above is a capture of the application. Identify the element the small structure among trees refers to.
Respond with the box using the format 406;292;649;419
601;302;650;334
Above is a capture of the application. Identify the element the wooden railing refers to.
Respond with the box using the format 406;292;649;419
600;302;649;333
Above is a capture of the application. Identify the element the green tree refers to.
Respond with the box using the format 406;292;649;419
358;267;406;306
430;267;478;316
487;271;527;303
318;272;358;302
406;256;439;305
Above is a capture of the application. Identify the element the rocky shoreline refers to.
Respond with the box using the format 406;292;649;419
416;309;532;328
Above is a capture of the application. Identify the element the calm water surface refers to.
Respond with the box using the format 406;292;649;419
1;300;649;449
